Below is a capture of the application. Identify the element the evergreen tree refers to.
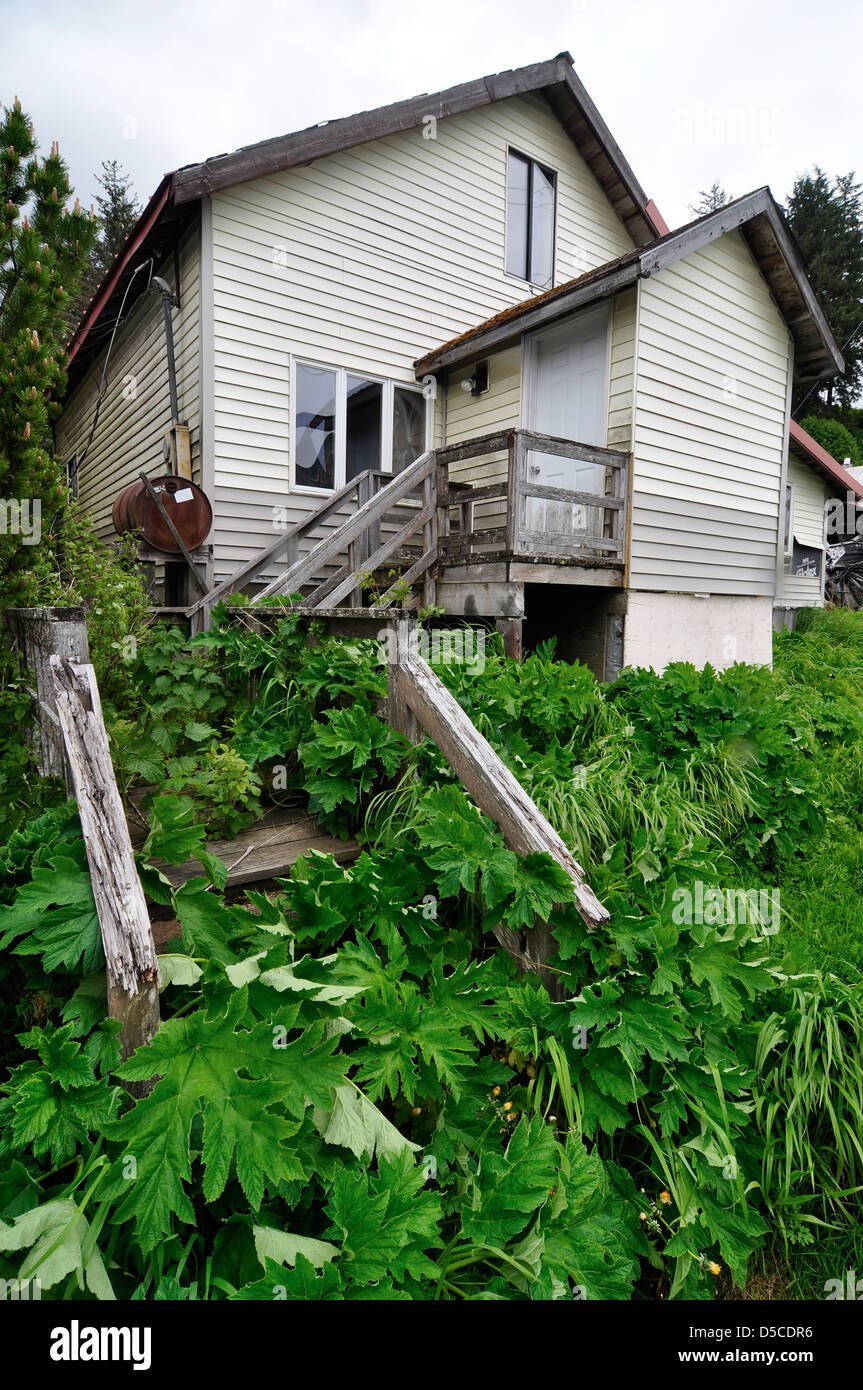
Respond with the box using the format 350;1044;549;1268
690;183;731;216
787;168;863;409
64;159;141;336
0;97;97;601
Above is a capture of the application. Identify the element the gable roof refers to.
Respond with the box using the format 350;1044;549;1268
789;419;863;498
66;53;662;379
414;188;844;383
170;53;660;243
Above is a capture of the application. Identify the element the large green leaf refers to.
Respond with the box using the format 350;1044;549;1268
0;1199;114;1299
461;1115;558;1244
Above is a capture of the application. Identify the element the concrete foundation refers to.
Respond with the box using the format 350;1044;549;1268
623;592;774;671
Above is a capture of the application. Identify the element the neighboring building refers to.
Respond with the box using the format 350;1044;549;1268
772;420;863;629
55;52;845;674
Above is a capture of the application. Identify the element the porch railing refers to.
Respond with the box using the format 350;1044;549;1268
436;428;628;566
187;430;628;628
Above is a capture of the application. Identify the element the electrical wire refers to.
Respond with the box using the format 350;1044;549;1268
74;256;154;475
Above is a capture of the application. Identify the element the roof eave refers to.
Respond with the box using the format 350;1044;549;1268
789;419;863;498
414;258;640;376
66;175;173;367
416;188;845;382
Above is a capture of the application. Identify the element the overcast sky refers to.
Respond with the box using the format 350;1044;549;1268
1;0;860;230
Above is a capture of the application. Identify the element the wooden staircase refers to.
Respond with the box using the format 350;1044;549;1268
180;429;628;632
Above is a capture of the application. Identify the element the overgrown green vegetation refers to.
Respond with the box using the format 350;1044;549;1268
0;605;861;1300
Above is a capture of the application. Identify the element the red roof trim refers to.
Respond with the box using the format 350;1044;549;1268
644;199;670;237
789;418;863;498
66;175;173;366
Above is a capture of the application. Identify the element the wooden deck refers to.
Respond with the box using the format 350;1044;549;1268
131;805;360;889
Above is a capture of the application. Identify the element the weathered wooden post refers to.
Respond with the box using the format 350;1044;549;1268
3;606;90;784
387;613;421;744
50;655;161;1088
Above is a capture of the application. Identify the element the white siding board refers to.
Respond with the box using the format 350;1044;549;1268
55;220;202;539
630;230;790;596
608;289;636;449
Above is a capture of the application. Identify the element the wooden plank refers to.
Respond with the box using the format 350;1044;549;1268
517;431;628;467
348;472;374;609
148;809;361;888
4;607;90;783
439;482;508;506
436;561;507;583
391;624;609;932
496;618;523;661
435;580;524;617
509;562;623;587
319;499;436;609
516;529;622;556
422;470;437;608
518;482;623;508
50;657;160;1085
253;450;435;602
440;527;508;552
435;430;513;464
379;548;437;604
507;432;521;555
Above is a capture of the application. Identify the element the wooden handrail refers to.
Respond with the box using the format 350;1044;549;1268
386;615;609;939
516;430;628;468
187;468;379;618
253;450;436;604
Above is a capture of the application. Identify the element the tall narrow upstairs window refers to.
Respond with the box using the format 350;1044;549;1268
506;149;556;290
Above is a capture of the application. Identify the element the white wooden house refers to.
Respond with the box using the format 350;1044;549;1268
55;52;845;674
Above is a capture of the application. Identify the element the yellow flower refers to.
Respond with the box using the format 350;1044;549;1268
492;1085;501;1095
411;1106;422;1115
709;1262;721;1276
503;1100;513;1110
659;1190;672;1204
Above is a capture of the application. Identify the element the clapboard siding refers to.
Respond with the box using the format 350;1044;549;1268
55;220;201;539
629;231;791;595
775;450;828;606
209;92;635;576
607;288;636;449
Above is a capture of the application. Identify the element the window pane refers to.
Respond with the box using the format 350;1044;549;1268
346;376;382;481
529;163;555;289
295;363;336;489
393;387;426;474
506;151;529;279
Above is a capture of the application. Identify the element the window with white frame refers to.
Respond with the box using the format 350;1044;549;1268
292;361;430;491
506;148;556;290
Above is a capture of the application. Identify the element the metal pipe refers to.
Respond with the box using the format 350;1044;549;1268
151;275;179;431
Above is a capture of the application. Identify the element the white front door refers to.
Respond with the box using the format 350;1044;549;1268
523;304;610;535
